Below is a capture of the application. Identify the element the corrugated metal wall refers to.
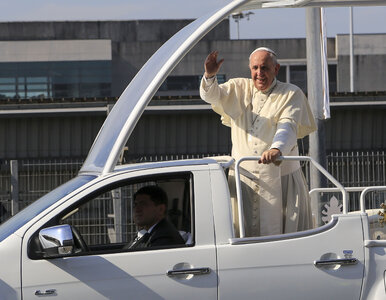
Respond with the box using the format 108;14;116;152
0;103;233;160
127;110;232;161
325;106;386;151
0;114;104;159
0;98;385;161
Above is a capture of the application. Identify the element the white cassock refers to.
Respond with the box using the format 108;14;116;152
200;76;317;237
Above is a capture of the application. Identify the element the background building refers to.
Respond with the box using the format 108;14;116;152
1;19;386;100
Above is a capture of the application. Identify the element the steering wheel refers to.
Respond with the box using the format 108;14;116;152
71;226;89;253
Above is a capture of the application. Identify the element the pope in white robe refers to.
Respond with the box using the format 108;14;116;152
200;48;317;237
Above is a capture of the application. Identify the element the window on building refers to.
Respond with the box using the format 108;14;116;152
158;74;226;93
328;65;337;93
290;65;308;93
277;67;286;83
278;64;337;94
0;61;112;99
0;77;17;98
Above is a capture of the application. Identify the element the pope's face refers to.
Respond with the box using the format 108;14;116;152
249;50;280;91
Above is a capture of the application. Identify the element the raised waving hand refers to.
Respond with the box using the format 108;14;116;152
204;51;224;78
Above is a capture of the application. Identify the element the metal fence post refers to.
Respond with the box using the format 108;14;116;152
10;160;19;215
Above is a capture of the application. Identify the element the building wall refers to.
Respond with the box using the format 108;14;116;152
0;100;232;160
0;20;229;42
336;34;386;92
0;20;342;99
0;20;230;97
0;113;104;159
1;96;385;160
325;105;386;151
1;20;386;97
2;20;386;97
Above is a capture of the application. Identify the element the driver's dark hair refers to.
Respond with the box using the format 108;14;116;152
134;185;168;208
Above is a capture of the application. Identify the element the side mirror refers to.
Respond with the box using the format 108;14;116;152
39;224;74;258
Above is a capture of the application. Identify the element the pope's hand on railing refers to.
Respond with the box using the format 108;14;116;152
258;148;282;165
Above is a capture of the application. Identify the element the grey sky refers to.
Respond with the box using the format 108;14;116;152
0;0;385;39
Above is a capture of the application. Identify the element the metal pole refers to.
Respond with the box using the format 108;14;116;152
112;188;125;243
349;7;355;92
10;160;19;215
237;19;240;39
306;7;328;226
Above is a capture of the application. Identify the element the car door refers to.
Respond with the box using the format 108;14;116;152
216;213;364;299
21;167;217;300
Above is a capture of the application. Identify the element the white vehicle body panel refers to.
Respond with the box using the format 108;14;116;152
217;214;365;299
23;248;217;300
0;234;22;300
360;214;386;299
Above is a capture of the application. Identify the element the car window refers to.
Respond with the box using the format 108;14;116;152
62;176;192;252
29;173;193;258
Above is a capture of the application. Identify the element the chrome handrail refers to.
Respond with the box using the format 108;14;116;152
309;186;386;213
234;155;347;238
360;186;386;213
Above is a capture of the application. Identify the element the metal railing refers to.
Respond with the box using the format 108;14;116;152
234;156;347;238
327;151;385;187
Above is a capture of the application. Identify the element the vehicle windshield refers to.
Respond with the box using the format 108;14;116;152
0;175;95;243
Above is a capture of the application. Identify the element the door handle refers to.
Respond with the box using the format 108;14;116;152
167;267;211;277
314;257;358;267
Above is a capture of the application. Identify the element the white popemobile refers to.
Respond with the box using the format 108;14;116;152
1;0;386;299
